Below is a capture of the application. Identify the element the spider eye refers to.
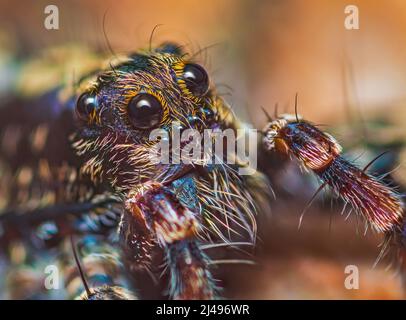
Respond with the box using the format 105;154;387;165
76;92;98;121
128;93;163;129
183;63;209;95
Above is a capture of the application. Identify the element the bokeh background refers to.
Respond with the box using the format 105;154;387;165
1;0;406;299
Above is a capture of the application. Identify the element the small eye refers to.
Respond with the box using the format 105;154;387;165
202;107;214;119
183;63;209;95
76;92;98;120
128;93;163;129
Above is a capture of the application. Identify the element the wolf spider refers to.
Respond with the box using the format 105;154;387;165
0;42;404;300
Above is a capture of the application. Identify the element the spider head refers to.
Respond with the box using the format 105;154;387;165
71;43;225;194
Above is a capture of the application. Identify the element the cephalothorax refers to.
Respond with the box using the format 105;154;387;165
0;43;266;299
0;42;405;299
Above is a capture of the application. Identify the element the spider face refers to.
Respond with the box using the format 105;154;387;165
69;44;262;290
71;43;221;194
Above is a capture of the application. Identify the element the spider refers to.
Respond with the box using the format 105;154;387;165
0;42;404;300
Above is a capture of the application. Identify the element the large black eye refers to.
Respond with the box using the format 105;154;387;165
128;93;163;129
76;92;98;120
183;63;209;95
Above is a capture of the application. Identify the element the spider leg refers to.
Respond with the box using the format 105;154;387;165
124;181;218;299
66;234;137;300
0;198;121;250
263;114;406;288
